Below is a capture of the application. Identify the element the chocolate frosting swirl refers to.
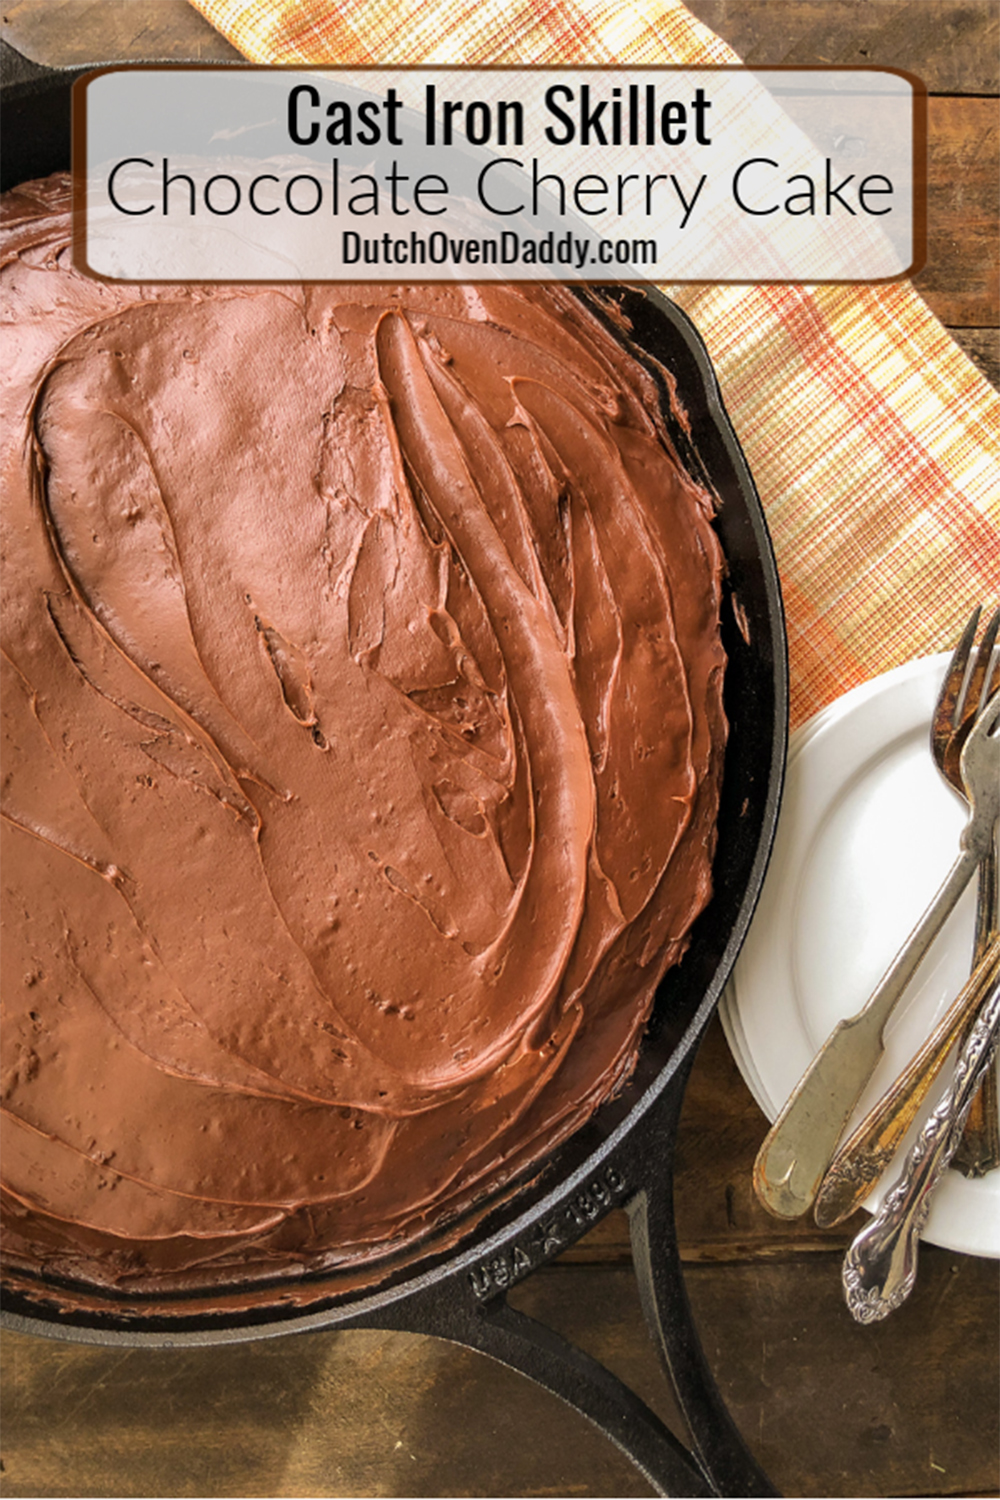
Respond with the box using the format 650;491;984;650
1;176;726;1302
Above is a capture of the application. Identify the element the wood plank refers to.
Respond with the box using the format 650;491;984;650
683;1248;1000;1498
915;95;1000;326
947;325;1000;387
1;0;242;63
685;0;1000;93
2;1252;995;1498
0;1311;664;1499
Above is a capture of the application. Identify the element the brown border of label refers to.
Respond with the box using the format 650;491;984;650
70;64;928;286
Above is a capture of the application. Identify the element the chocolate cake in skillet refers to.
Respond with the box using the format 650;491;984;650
0;173;727;1301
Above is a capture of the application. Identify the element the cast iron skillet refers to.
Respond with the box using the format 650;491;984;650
0;42;788;1498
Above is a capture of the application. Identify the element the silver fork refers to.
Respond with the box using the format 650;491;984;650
841;690;1000;1318
754;689;1000;1219
935;606;1000;1175
813;934;1000;1227
812;612;1000;1224
843;963;1000;1321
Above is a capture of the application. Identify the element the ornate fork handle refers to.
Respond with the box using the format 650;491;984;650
842;976;1000;1323
814;935;1000;1226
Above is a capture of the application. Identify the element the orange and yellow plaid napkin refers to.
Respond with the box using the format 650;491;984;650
193;0;1000;730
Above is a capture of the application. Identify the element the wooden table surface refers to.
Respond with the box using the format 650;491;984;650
1;3;997;1496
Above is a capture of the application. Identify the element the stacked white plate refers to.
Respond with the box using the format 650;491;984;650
722;653;1000;1257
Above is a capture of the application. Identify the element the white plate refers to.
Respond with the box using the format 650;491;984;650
722;653;1000;1258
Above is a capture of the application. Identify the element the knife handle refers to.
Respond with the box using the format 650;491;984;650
753;844;978;1219
753;1003;885;1218
813;934;1000;1227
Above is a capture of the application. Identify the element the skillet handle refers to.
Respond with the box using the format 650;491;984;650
365;1047;778;1497
626;1049;778;1497
372;1279;715;1497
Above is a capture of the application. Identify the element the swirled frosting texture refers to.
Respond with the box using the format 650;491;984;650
1;176;726;1301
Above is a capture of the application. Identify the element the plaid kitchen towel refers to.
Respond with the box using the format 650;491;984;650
192;0;1000;730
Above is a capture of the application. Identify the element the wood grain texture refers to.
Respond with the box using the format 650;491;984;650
685;0;1000;92
685;1249;1000;1498
0;1314;657;1499
3;1018;995;1500
950;325;1000;386
0;3;997;1498
1;0;242;62
916;95;1000;325
2;1249;995;1499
